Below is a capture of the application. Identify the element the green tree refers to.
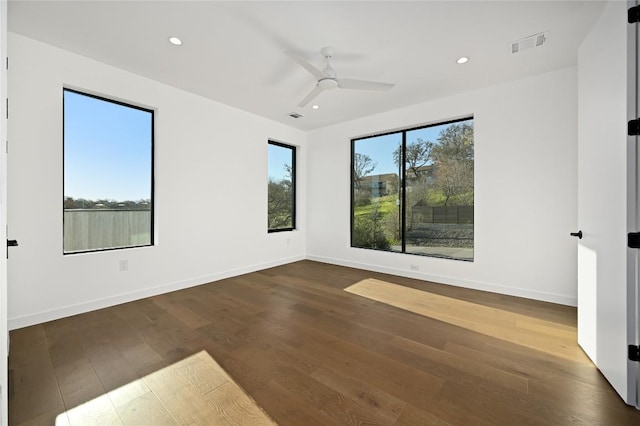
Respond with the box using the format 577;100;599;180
434;157;473;206
268;165;294;229
352;206;390;250
394;138;433;179
431;122;474;206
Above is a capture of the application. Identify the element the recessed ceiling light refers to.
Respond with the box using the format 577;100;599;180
312;105;319;110
456;56;469;64
169;37;182;46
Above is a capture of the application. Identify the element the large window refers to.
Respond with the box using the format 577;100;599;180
63;89;154;253
268;141;296;232
351;117;474;261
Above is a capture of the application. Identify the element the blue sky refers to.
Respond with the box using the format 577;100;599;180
268;143;293;181
354;120;469;175
64;90;153;201
355;133;402;176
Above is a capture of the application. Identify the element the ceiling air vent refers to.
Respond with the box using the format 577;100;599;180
511;32;548;54
287;112;303;119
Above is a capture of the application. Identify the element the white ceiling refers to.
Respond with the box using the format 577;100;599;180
8;1;606;131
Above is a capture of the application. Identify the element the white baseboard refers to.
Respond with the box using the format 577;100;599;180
8;252;576;330
306;254;577;307
7;255;305;330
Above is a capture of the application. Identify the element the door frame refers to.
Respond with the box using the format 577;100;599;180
629;0;640;408
0;0;9;423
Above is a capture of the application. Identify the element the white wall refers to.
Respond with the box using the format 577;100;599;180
307;67;578;305
7;33;307;329
7;30;582;329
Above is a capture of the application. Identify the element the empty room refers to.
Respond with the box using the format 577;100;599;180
1;0;640;425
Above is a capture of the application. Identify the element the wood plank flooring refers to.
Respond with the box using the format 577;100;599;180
8;260;640;425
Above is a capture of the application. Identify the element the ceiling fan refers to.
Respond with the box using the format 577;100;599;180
285;46;395;108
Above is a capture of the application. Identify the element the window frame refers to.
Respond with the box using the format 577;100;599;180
62;88;155;255
350;116;474;261
267;140;296;233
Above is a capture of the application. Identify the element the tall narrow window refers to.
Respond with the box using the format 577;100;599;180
351;117;474;261
63;89;154;253
268;141;296;232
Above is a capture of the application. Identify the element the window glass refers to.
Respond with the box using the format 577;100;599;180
352;133;402;252
268;141;296;232
63;89;153;253
351;117;474;261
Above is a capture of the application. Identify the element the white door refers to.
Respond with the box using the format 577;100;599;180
577;0;638;407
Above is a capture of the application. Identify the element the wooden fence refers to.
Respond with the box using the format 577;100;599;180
64;209;151;252
410;205;474;225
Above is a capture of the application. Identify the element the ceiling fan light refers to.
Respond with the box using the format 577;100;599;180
318;79;338;90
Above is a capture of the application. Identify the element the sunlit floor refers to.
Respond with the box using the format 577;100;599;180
345;278;589;363
38;350;275;426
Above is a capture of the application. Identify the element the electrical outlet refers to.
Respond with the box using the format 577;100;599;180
410;264;419;271
119;260;128;271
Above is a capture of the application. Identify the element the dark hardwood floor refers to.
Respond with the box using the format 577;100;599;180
8;260;640;425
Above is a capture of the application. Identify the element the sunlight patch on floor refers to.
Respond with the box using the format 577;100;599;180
345;278;591;364
55;350;277;426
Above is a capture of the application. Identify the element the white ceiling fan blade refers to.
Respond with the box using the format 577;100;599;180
298;85;323;108
338;78;394;91
285;51;326;81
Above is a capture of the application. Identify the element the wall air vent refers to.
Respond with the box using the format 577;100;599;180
287;112;303;119
511;32;549;54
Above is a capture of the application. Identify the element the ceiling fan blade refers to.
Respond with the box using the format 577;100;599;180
298;85;323;108
338;78;394;91
285;51;326;81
